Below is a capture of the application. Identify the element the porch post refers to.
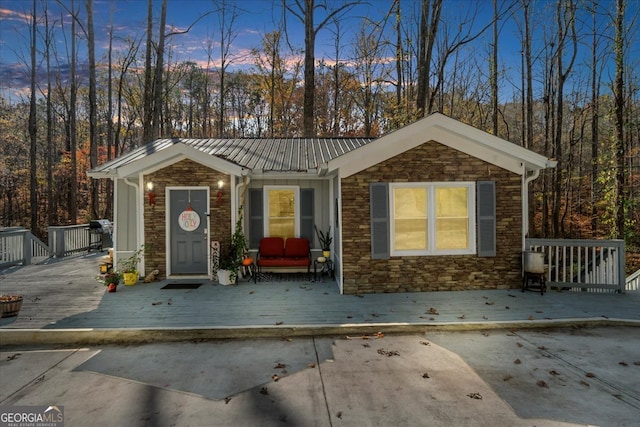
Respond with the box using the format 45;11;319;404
617;239;626;293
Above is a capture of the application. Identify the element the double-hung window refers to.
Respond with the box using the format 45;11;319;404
264;185;300;239
390;182;476;256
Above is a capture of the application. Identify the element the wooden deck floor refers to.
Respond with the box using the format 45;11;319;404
1;252;639;331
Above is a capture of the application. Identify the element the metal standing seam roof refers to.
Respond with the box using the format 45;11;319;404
90;137;375;175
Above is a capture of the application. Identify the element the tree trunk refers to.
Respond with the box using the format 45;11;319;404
614;0;626;239
29;0;37;234
303;0;315;136
416;0;442;118
143;0;154;142
152;0;168;140
86;0;99;220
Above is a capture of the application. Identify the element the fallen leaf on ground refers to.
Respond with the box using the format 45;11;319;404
485;301;494;305
618;361;628;366
419;341;430;346
586;372;596;378
152;301;162;305
422;372;430;378
275;321;283;325
458;314;466;319
483;315;488;320
503;374;513;381
549;370;560;376
427;307;439;315
633;361;640;366
377;348;400;357
224;397;231;404
336;412;342;419
467;392;482;399
272;374;280;382
308;363;316;368
260;387;268;395
580;380;590;387
514;358;522;364
537;380;549;388
538;346;547;350
505;306;510;309
274;363;286;369
517;342;523;348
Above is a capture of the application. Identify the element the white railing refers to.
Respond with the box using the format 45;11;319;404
525;238;626;293
626;269;640;292
48;224;95;258
0;228;50;268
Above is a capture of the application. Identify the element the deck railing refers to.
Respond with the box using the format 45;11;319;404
525;238;626;293
0;228;50;268
626;269;640;292
48;224;96;258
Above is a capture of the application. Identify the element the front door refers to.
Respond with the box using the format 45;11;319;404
169;188;208;275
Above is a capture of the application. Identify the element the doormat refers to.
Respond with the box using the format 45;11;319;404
161;283;203;289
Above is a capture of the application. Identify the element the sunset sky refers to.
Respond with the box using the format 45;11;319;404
0;0;635;101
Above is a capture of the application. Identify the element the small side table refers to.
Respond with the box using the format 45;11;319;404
314;259;334;281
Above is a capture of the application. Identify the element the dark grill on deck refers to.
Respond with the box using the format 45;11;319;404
88;219;113;252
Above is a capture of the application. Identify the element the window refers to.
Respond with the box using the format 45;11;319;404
390;182;475;256
264;186;299;239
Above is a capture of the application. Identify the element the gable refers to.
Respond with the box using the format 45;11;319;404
331;113;555;177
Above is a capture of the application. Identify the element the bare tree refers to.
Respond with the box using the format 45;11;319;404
415;0;442;117
86;0;99;219
213;0;240;137
613;0;626;238
551;0;577;237
28;0;38;233
283;0;358;137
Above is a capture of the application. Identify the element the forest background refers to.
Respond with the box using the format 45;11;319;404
0;0;638;272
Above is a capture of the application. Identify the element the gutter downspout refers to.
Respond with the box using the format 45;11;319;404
522;166;540;250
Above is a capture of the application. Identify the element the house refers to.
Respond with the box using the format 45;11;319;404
87;113;556;294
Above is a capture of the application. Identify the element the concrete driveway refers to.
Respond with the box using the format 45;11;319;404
2;327;638;426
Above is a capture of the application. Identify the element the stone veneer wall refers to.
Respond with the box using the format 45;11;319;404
143;159;231;279
341;140;522;294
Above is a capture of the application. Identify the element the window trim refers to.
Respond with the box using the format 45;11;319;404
389;182;476;256
263;185;300;238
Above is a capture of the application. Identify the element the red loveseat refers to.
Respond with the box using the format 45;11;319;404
256;237;311;281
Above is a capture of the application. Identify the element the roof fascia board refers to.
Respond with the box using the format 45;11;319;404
117;143;243;177
335;113;554;178
249;171;326;180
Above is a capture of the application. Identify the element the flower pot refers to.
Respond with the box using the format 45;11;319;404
107;283;118;293
217;269;235;286
1;295;23;318
123;272;138;286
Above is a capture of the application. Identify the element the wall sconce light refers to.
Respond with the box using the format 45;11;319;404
147;181;156;206
217;180;224;205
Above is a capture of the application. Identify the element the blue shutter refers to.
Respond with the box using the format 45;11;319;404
370;183;390;259
249;189;263;248
300;189;314;241
477;181;496;257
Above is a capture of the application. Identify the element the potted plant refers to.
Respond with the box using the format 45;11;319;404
314;225;332;258
96;271;122;293
217;208;248;285
119;247;143;286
